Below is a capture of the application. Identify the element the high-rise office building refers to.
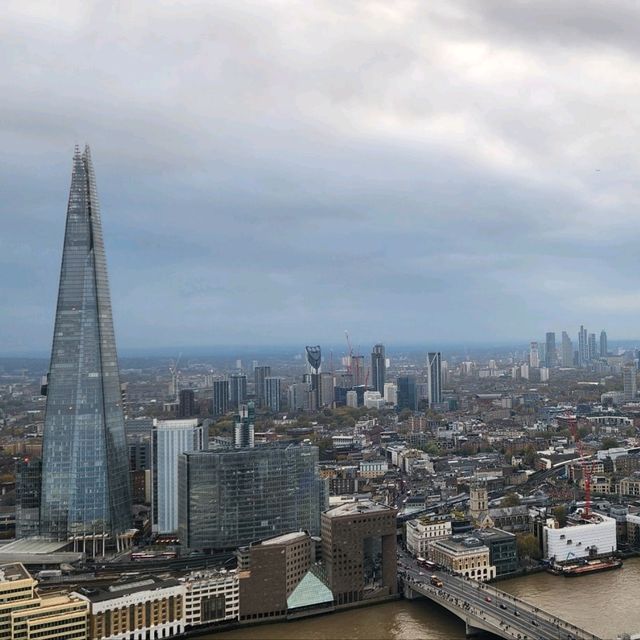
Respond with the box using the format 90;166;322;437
588;333;597;361
396;376;417;411
545;332;557;368
320;372;334;408
178;445;322;550
40;146;131;545
288;382;312;411
561;331;573;367
254;365;271;407
529;342;539;368
229;374;248;410
371;344;386;394
578;325;588;366
234;402;255;448
427;352;442;407
264;377;282;413
212;379;230;417
600;330;608;358
152;418;204;534
178;388;196;418
623;363;637;402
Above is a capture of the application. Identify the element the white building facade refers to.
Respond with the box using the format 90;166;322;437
406;517;452;558
182;570;240;628
544;513;617;561
152;418;205;534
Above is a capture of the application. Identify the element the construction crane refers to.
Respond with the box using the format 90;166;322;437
344;330;353;373
567;413;591;518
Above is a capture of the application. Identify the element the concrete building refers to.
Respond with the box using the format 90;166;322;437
75;575;184;639
0;563;89;640
320;372;335;408
529;342;539;368
182;569;239;629
229;374;248;410
254;366;271;408
238;531;332;622
346;390;358;408
264;377;282;413
363;390;385;409
288;382;311;412
211;379;230;417
321;500;397;606
429;536;496;581
383;383;397;406
405;515;452;558
623;362;637;402
152;418;205;534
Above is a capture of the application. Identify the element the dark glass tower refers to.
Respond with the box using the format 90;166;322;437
371;344;386;394
40;146;132;543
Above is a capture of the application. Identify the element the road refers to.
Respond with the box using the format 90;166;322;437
398;550;601;640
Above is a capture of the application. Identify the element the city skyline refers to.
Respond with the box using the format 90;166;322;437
5;3;640;350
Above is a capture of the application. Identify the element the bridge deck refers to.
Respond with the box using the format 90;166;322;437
399;553;602;640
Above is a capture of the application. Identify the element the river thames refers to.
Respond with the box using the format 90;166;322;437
207;558;640;640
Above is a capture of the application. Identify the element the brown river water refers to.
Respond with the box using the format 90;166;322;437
203;558;640;640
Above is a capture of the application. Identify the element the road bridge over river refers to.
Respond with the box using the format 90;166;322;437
399;555;601;640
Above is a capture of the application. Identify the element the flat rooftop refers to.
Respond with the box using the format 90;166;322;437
0;562;31;582
261;532;308;546
75;575;180;603
324;499;395;518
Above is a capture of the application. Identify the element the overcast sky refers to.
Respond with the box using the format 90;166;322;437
3;0;640;353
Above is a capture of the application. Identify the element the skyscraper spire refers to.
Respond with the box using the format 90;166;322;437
40;146;131;545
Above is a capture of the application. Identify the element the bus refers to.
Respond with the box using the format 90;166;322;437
417;558;437;571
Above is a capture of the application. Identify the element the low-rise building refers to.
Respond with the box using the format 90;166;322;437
429;536;496;581
540;512;617;562
75;575;184;640
0;562;88;640
182;569;239;629
405;515;452;558
238;531;333;622
473;528;518;576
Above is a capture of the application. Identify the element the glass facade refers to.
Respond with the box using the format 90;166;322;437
40;146;132;540
178;445;322;550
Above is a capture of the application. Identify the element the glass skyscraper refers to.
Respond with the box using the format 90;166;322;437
40;146;132;543
178;444;323;551
371;344;386;395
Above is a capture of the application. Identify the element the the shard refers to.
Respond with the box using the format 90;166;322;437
40;146;132;546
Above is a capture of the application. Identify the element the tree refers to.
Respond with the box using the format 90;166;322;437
517;533;540;561
601;437;618;450
552;505;568;528
502;492;521;507
523;445;537;468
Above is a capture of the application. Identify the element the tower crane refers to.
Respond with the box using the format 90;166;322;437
567;413;591;518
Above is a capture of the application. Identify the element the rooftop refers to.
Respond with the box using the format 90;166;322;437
324;499;395;518
74;575;180;603
0;562;31;583
261;531;308;546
